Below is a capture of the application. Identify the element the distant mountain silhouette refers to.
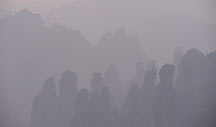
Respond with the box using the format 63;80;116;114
45;1;216;64
0;9;145;126
1;8;215;127
29;48;216;127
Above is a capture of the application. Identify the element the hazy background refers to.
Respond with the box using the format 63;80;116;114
0;0;216;127
1;0;216;62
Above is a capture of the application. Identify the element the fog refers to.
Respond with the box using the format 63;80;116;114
1;0;216;62
0;0;216;127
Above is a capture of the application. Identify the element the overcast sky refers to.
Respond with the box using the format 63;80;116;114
0;0;216;64
1;0;216;23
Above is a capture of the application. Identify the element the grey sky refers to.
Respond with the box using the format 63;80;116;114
1;0;215;23
1;0;215;65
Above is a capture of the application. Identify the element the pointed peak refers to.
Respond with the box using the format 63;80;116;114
12;8;44;25
16;8;33;16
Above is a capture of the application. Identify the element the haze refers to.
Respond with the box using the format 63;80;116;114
1;0;216;63
0;0;216;127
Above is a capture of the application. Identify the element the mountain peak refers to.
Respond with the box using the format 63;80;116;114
15;8;33;17
13;8;44;25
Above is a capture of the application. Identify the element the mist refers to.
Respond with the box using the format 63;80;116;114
0;0;216;127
